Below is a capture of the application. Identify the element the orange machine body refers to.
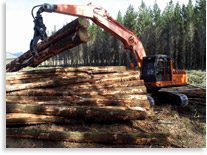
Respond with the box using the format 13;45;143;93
145;71;188;88
142;57;188;90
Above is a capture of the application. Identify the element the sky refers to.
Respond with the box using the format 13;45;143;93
6;0;196;53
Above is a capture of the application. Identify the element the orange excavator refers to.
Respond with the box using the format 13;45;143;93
30;3;188;106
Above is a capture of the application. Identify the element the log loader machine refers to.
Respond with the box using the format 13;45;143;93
29;3;188;107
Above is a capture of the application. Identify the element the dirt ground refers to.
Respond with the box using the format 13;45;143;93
6;85;206;148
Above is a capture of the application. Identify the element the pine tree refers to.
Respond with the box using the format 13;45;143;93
112;11;124;65
136;1;153;55
151;0;163;55
122;5;138;68
194;0;206;70
123;5;137;32
172;2;182;69
180;4;187;69
183;0;195;69
162;0;175;57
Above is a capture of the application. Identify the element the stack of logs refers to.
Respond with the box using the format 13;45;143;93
6;17;169;147
6;66;170;146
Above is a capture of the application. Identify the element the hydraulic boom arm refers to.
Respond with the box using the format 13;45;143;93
31;3;146;69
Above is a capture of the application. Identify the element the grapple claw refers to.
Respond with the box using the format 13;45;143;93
30;5;48;57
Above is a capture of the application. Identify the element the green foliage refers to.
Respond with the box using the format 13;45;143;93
116;11;123;24
186;70;206;85
150;1;163;55
135;1;154;57
123;5;137;32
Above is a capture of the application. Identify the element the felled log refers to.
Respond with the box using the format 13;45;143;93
6;93;148;108
6;18;89;72
6;113;71;126
6;128;169;145
7;85;146;96
6;71;139;86
6;72;91;82
64;86;146;96
181;90;206;98
189;97;206;104
7;79;144;91
6;77;90;92
6;66;126;75
6;70;138;82
30;28;89;67
6;95;150;109
162;85;206;99
57;80;144;90
6;104;147;121
6;74;141;92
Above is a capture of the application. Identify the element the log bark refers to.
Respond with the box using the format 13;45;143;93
57;80;144;90
6;18;90;72
6;128;169;145
181;90;206;98
6;113;71;126
6;92;150;108
6;70;137;81
6;66;126;76
94;74;140;84
6;74;141;92
6;96;150;109
7;86;146;96
7;79;144;91
6;72;91;82
6;77;90;92
6;104;147;121
30;27;90;67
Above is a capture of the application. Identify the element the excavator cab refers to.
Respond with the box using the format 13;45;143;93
141;54;172;85
141;54;188;106
141;54;187;90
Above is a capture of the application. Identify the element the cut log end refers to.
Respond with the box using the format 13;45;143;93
78;17;89;28
78;27;90;43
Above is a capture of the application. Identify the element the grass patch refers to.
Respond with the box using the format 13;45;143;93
186;70;206;86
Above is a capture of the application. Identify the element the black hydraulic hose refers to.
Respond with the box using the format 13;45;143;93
31;4;42;19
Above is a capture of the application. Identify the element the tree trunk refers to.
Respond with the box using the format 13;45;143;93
6;74;141;92
6;113;71;126
57;80;144;90
6;92;148;105
6;128;169;145
7;85;146;96
6;73;90;84
6;95;150;109
6;70;137;83
6;104;147;121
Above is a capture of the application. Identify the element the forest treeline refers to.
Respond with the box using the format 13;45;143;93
40;0;206;70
